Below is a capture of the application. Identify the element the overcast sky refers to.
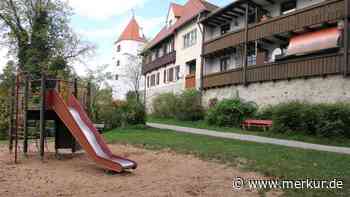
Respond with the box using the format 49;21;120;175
0;0;231;75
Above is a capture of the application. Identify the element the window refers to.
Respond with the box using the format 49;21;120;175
168;68;174;82
147;76;150;88
156;72;160;85
163;70;167;83
175;66;180;81
247;43;257;66
281;0;296;15
115;75;119;80
220;57;230;72
117;45;121;52
220;24;231;35
150;74;156;87
116;60;120;66
183;29;197;48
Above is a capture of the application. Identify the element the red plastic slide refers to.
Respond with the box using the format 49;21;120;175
47;90;137;172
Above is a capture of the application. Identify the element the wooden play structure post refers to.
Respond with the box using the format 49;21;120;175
23;75;29;154
86;81;91;117
8;79;15;153
71;77;78;153
39;74;46;160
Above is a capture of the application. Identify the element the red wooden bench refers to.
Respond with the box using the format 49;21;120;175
242;119;273;131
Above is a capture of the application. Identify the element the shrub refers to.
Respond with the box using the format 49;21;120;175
314;103;350;138
206;98;258;127
152;93;178;118
271;102;350;138
175;90;204;121
271;101;319;135
124;99;146;125
256;105;275;120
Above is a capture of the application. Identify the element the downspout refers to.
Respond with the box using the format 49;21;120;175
344;0;349;77
197;12;205;105
243;5;249;86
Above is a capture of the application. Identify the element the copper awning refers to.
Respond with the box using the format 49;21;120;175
286;27;341;56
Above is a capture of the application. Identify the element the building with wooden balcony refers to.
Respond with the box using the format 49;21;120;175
141;0;218;112
199;0;350;107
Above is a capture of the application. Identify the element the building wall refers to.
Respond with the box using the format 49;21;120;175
110;40;146;100
174;22;203;89
202;75;350;109
144;21;204;113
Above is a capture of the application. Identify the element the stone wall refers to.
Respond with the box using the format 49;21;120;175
202;75;350;109
145;80;184;113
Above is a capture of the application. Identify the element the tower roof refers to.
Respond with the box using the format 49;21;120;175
117;17;146;43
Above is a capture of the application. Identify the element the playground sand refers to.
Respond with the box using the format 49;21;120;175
0;143;282;197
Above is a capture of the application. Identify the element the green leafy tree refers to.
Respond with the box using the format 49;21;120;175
0;0;94;78
0;60;16;139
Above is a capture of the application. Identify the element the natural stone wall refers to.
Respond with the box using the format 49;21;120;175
202;75;350;109
145;81;184;113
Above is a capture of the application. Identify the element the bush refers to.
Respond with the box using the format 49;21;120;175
271;101;319;135
152;93;178;118
270;101;350;138
314;103;350;138
175;90;204;121
206;98;258;127
124;99;146;125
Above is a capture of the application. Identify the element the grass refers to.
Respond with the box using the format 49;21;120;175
104;125;350;197
147;116;350;148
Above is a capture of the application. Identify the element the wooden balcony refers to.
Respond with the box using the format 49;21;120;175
143;51;176;74
203;53;344;89
185;74;196;89
203;0;346;56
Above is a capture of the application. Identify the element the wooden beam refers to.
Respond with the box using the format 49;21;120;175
39;74;46;160
8;77;15;153
265;0;275;5
23;75;29;154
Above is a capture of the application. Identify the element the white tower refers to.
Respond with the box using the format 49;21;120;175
110;16;146;100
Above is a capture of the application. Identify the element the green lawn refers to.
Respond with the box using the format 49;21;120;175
0;140;7;144
147;117;350;148
104;126;349;197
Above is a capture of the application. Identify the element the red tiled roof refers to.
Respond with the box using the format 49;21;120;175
145;0;218;50
117;17;146;43
171;3;185;18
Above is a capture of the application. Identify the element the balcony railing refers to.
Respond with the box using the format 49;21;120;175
185;74;196;89
203;0;346;56
203;53;344;89
143;51;176;74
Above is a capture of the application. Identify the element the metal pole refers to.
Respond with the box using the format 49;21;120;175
39;74;46;160
23;75;29;154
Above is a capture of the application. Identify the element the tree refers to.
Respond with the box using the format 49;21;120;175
85;64;113;122
118;53;144;102
0;0;94;78
0;60;16;139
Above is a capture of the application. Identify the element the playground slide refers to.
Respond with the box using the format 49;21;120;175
47;90;137;172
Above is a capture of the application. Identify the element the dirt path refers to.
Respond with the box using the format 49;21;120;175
0;144;281;197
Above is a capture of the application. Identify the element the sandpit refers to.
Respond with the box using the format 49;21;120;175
0;143;282;197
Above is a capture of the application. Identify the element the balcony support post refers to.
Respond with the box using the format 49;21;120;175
344;0;349;77
243;5;249;86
